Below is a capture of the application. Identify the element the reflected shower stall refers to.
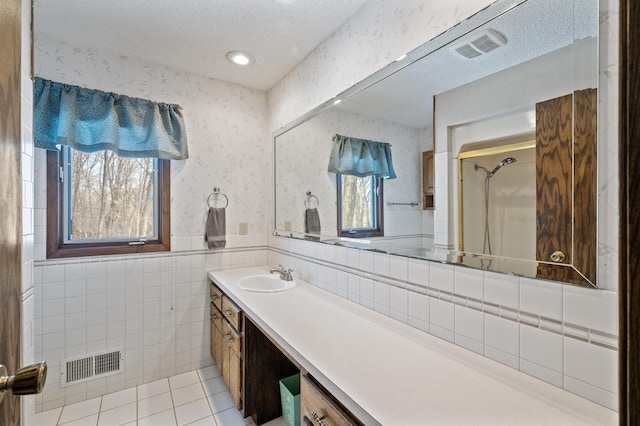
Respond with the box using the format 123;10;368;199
459;141;536;272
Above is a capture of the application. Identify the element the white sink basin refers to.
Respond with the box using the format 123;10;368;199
237;274;296;292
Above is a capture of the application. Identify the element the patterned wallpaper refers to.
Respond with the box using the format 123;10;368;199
33;34;271;254
275;107;428;237
268;0;495;132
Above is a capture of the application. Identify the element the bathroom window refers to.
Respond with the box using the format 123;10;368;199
45;147;170;258
337;174;384;237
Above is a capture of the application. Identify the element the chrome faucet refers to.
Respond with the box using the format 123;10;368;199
270;264;293;281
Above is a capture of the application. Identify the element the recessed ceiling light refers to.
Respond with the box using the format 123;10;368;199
333;99;342;105
395;54;407;61
226;51;255;66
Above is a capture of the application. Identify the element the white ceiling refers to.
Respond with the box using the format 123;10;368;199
33;0;369;91
337;0;599;128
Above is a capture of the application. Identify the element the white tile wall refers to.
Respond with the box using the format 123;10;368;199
33;249;267;413
454;267;484;300
520;277;563;321
269;236;619;410
407;258;429;288
520;325;563;382
484;271;519;310
429;263;454;293
563;285;618;336
429;298;454;342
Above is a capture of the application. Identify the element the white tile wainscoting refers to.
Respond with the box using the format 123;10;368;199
33;247;267;414
268;235;619;411
33;236;618;416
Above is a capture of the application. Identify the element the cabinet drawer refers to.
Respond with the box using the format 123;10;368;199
210;283;223;310
210;302;223;331
301;375;359;426
222;295;242;331
223;320;242;357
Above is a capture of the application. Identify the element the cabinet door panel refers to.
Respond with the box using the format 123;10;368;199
214;318;218;364
422;150;435;209
210;283;223;310
536;93;572;280
215;324;225;377
228;351;242;409
535;90;597;286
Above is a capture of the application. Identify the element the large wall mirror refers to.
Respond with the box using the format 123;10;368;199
274;0;599;287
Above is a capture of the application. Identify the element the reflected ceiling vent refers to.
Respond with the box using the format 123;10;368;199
451;29;507;59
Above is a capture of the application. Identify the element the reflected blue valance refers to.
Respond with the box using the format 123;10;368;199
33;77;188;160
327;134;397;179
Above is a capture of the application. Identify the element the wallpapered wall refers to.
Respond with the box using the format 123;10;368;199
268;0;496;132
275;106;429;237
33;35;271;254
31;34;272;412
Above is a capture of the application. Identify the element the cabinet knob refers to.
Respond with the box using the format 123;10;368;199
550;250;566;263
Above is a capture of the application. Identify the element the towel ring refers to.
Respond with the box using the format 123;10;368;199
207;188;229;208
304;191;319;209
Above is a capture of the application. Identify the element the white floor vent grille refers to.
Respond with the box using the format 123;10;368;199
61;348;124;387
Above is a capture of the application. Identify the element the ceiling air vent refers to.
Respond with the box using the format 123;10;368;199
451;29;507;59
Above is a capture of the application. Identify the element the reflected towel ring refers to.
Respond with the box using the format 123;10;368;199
207;187;229;208
304;191;319;209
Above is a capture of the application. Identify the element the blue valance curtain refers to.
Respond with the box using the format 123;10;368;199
33;77;188;160
327;134;397;179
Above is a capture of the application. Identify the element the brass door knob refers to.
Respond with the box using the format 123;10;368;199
550;251;566;263
0;362;47;403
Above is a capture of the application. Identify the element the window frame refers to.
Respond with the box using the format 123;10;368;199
46;149;171;258
336;174;384;238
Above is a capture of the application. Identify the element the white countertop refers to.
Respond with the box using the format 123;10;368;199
208;267;617;426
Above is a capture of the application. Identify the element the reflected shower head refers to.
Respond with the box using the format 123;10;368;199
489;157;517;176
500;157;517;166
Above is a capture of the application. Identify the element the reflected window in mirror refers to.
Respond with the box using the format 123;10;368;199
337;174;384;237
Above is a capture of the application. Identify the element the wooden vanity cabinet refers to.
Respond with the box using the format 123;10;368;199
209;302;223;367
422;150;435;210
222;319;243;408
209;282;243;410
301;375;362;426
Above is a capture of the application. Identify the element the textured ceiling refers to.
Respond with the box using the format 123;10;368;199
33;0;369;91
337;0;599;128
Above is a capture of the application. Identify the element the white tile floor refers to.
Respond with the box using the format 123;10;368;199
33;365;286;426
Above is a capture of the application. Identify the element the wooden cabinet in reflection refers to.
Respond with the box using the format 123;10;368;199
535;88;597;286
422;150;435;210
